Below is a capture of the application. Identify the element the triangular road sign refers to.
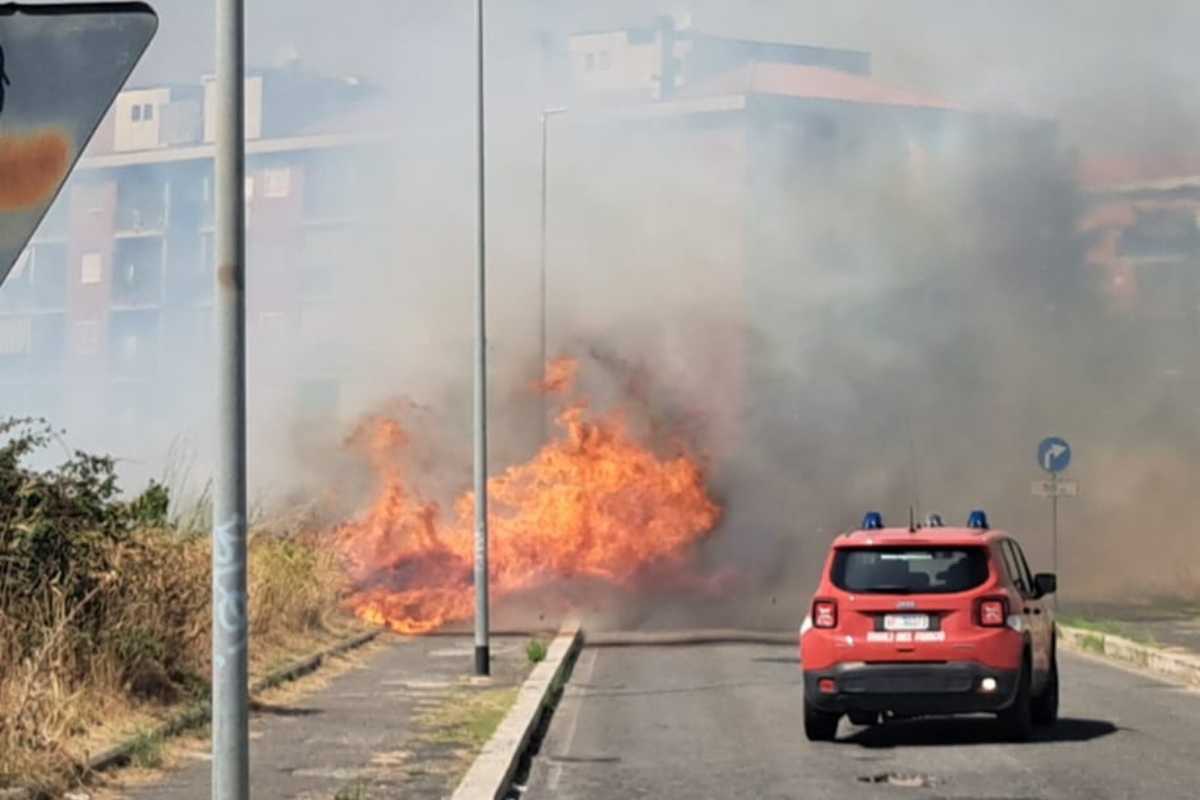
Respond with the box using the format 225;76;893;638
0;2;157;282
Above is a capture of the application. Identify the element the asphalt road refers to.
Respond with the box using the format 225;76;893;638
521;640;1200;800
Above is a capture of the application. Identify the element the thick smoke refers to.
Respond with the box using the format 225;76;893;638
9;1;1200;626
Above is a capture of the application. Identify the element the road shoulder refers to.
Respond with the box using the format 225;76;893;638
1059;622;1200;688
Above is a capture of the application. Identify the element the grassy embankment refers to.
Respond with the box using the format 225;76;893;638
0;418;352;795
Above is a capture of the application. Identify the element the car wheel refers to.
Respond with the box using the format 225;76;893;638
1032;651;1060;726
999;655;1034;742
847;710;878;726
804;701;840;742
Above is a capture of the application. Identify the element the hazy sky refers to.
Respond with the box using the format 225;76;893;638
110;0;1200;158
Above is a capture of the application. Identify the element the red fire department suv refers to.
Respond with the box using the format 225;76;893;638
799;511;1058;742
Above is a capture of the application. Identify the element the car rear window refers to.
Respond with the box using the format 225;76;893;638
831;547;990;594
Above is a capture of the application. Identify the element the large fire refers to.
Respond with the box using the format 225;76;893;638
334;358;722;634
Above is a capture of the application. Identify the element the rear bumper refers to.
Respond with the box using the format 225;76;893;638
804;662;1020;715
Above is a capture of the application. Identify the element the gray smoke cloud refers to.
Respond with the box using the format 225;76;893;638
10;1;1200;627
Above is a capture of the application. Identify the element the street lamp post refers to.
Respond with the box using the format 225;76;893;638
212;0;249;795
539;106;567;442
472;0;490;678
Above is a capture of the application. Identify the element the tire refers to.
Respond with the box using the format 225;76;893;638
998;655;1034;742
847;710;878;726
1032;651;1060;726
804;701;840;742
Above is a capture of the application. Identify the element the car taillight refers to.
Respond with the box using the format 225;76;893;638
813;599;838;629
978;598;1007;627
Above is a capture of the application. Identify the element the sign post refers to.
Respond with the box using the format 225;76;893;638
1034;437;1074;611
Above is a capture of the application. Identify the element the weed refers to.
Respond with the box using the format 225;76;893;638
1060;615;1157;645
334;779;369;800
127;729;165;769
417;687;519;749
526;638;548;664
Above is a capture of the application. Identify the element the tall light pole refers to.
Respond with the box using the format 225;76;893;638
472;0;490;678
212;0;249;795
539;106;567;443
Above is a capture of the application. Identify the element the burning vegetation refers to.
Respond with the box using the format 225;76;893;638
334;358;722;634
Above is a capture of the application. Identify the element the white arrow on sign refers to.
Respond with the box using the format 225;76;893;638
1032;480;1079;498
1043;443;1068;471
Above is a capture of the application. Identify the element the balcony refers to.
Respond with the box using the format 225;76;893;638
111;238;164;308
115;170;169;236
165;244;214;307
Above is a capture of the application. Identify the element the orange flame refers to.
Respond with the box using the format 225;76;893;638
335;358;722;633
536;356;578;394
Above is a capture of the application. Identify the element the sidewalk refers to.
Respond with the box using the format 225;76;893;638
111;634;532;800
1061;601;1200;655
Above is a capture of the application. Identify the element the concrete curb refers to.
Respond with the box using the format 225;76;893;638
1059;624;1200;688
82;629;380;776
450;621;583;800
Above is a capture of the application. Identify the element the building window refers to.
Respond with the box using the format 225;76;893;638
73;321;99;356
598;50;611;69
264;167;291;199
143;103;154;121
80;252;103;285
584;52;595;71
131;104;142;122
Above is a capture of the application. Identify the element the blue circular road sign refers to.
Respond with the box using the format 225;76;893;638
1037;437;1071;473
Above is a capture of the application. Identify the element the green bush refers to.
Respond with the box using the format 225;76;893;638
0;417;170;657
526;638;548;664
0;417;346;791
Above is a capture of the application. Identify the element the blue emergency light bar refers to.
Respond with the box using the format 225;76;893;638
862;511;884;530
967;510;989;530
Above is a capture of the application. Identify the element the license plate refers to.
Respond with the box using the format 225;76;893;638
884;613;930;631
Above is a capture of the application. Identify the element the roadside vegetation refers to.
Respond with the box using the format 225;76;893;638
525;637;548;664
0;417;348;795
1059;615;1158;646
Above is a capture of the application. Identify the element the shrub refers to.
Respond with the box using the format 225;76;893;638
526;638;548;664
0;418;346;792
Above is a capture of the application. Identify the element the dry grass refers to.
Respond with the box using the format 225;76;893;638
0;526;347;796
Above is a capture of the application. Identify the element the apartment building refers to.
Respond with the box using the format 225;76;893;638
0;66;395;440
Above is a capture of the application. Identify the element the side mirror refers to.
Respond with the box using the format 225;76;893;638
1034;572;1057;597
